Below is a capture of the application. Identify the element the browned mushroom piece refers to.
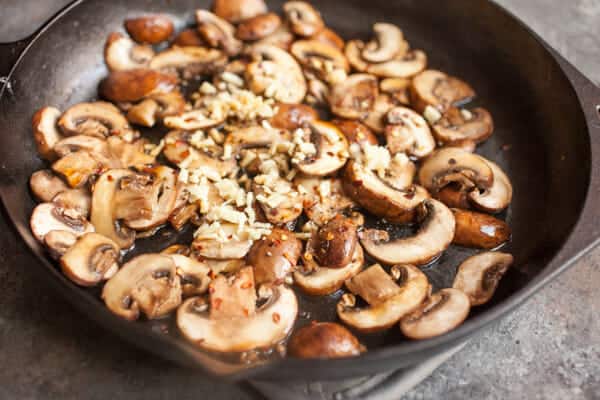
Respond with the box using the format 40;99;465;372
32;106;63;161
126;90;186;127
400;288;471;339
385;106;436;158
168;254;212;297
104;32;155;72
283;1;324;37
468;160;513;213
380;78;412;105
292;121;349;177
295;177;357;226
452;252;514;306
452;209;511;249
337;264;429;332
161;244;191;256
196;10;243;56
168;184;199;231
224;126;291;155
43;230;78;259
432;107;494;145
58;102;134;141
345;40;368;72
246;228;302;285
236;13;282;41
53;135;110;160
333;119;378;147
310;215;358;269
291;40;349;84
192;223;254;260
125;15;174;44
52;150;109;188
105;136;155;168
60;233;120;287
30;203;94;243
362;23;408;63
253;175;303;225
52;189;92;218
102;254;182;320
362;93;396;134
435;184;472;209
99;68;179;104
172;29;207;47
310;27;345;50
410;69;476;113
269;103;318;130
367;50;427;79
288;322;365;359
212;0;268;23
149;46;228;79
29;169;69;202
359;200;455;266
203;258;246;275
254;25;295;50
329;74;379;120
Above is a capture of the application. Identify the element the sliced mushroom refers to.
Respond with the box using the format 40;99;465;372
410;69;476;113
435;184;472;209
246;228;302;285
329;74;379;120
283;1;324;37
106;136;156;168
224;126;290;154
58;102;133;140
149;46;228;79
53;135;110;159
452;209;511;249
53;189;92;218
43;230;78;259
468;160;513;213
333;119;378;147
203;258;246;275
385;106;435;158
125;15;174;44
452;252;514;306
52;150;108;188
60;233;120;286
310;215;358;269
418;148;494;194
310;27;345;50
236;13;282;41
104;32;155;71
363;93;396;134
367;50;427;79
168;185;199;231
254;25;295;50
291;40;349;84
177;270;298;353
359;199;455;265
337;264;429;332
342;160;429;224
245;44;307;103
29;169;69;202
269;103;318;130
99;68;178;103
32;106;63;161
172;28;207;47
192;223;254;259
293;120;349;177
382;153;417;191
196;10;243;56
161;244;191;256
400;288;471;339
169;254;211;297
294;243;363;296
362;23;408;63
102;254;182;320
295;177;357;226
212;0;268;23
432;107;494;145
163;108;226;131
30;203;94;243
127;91;186;127
253;176;303;225
288;322;365;359
345;40;368;73
380;78;412;105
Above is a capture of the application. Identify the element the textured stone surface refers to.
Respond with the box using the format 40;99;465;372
0;1;599;399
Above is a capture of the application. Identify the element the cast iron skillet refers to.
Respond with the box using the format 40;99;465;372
1;0;600;381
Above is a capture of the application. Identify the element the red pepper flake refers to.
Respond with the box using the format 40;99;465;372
272;312;281;323
107;175;114;181
180;150;190;159
352;180;363;187
241;281;253;289
213;298;222;310
243;308;250;317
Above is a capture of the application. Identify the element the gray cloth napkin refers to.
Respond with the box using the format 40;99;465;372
250;342;467;400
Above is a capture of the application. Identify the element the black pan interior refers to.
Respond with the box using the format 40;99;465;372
0;0;591;379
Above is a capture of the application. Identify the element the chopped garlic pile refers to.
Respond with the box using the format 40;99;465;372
351;143;392;178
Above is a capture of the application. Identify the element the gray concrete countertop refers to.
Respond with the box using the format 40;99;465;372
0;1;599;399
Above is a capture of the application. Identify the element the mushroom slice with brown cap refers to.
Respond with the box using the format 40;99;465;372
329;74;379;120
367;50;427;79
432;107;494;145
362;23;409;63
359;199;455;265
204;258;246;275
337;264;429;332
106;136;156;168
172;28;207;47
418;148;494;194
99;68;178;104
168;254;211;297
53;189;92;218
60;233;120;287
102;254;182;320
123;166;178;231
30;203;94;243
196;10;243;56
294;243;364;296
363;93;395;134
32;106;63;161
213;0;268;23
288;322;365;359
224;126;290;155
163;109;226;131
52;150;109;188
310;215;359;269
291;40;350;84
192;223;254;259
468;160;513;213
345;40;369;73
310;27;345;51
295;177;357;226
127;91;186;127
283;1;324;37
410;69;476;113
58;102;133;140
333;120;378;147
43;230;78;259
400;288;471;339
293;121;349;177
453;252;513;306
269;103;318;131
125;15;174;45
380;78;412;105
104;32;155;71
253;176;303;225
29;169;69;202
452;209;511;249
246;228;302;285
236;13;282;42
386;106;435;158
342;160;429;224
177;269;298;353
245;44;307;103
254;25;295;50
149;46;227;79
53;135;110;159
